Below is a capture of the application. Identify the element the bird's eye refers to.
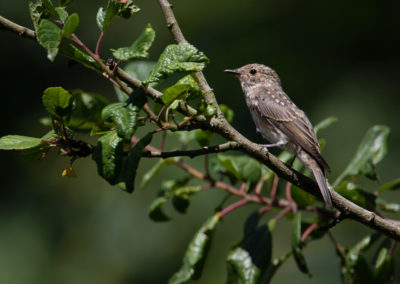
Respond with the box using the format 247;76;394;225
250;69;257;75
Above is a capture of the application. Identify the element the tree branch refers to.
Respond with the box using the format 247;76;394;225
156;0;400;241
2;13;400;240
142;141;239;159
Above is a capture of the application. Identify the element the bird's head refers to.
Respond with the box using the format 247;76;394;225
224;63;281;89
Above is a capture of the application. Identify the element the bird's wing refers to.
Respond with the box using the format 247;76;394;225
253;85;330;172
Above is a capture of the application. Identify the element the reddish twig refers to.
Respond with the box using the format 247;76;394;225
219;199;249;218
95;32;104;56
300;222;318;242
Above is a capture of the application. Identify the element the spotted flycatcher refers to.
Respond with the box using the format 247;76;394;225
225;64;332;206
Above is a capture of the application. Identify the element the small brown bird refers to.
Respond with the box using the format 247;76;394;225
225;64;332;206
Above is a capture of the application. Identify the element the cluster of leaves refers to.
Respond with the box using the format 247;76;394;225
0;0;399;283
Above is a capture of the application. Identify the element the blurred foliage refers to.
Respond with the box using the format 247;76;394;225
1;0;400;283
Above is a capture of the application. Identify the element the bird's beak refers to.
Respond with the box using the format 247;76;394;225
224;69;241;76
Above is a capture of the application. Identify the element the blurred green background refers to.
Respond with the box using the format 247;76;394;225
1;0;400;283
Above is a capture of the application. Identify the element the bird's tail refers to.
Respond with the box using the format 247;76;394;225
298;151;333;207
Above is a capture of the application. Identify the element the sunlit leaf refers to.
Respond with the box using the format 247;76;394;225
42;87;74;119
97;0;140;32
59;41;101;71
145;42;209;84
37;19;63;61
0;135;44;150
112;24;155;61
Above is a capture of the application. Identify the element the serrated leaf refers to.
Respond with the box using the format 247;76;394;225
146;42;209;84
102;87;146;140
37;19;63;61
59;41;101;71
335;181;376;210
55;7;68;22
119;133;152;193
97;0;140;32
141;157;180;187
292;213;311;276
334;125;390;186
42;87;74;119
92;130;123;185
314;116;338;134
169;214;220;283
148;197;170;222
63;13;79;37
377;178;400;193
112;24;155;60
0;135;44;150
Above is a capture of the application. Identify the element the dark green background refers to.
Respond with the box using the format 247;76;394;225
1;0;399;283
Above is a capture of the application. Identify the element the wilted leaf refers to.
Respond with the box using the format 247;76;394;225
112;24;155;61
169;214;219;283
62;166;77;177
145;42;209;84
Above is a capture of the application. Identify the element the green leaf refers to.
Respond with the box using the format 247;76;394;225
172;186;201;214
335;181;376;210
314;116;338;134
169;214;220;283
194;130;213;147
291;184;315;207
141;157;180;187
220;104;234;123
42;87;74;119
226;224;272;284
112;24;155;61
0;135;45;150
102;87;146;140
334;125;390;186
29;1;49;31
292;213;311;276
37;19;63;61
67;89;110;131
145;42;209;84
148;197;170;222
346;233;381;268
59;41;101;71
62;13;79;37
119;133;152;193
97;0;140;32
377;178;400;193
55;7;68;22
20;131;55;160
217;154;262;189
92;130;123;185
260;252;292;283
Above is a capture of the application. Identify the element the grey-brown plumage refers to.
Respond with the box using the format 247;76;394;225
225;63;332;206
